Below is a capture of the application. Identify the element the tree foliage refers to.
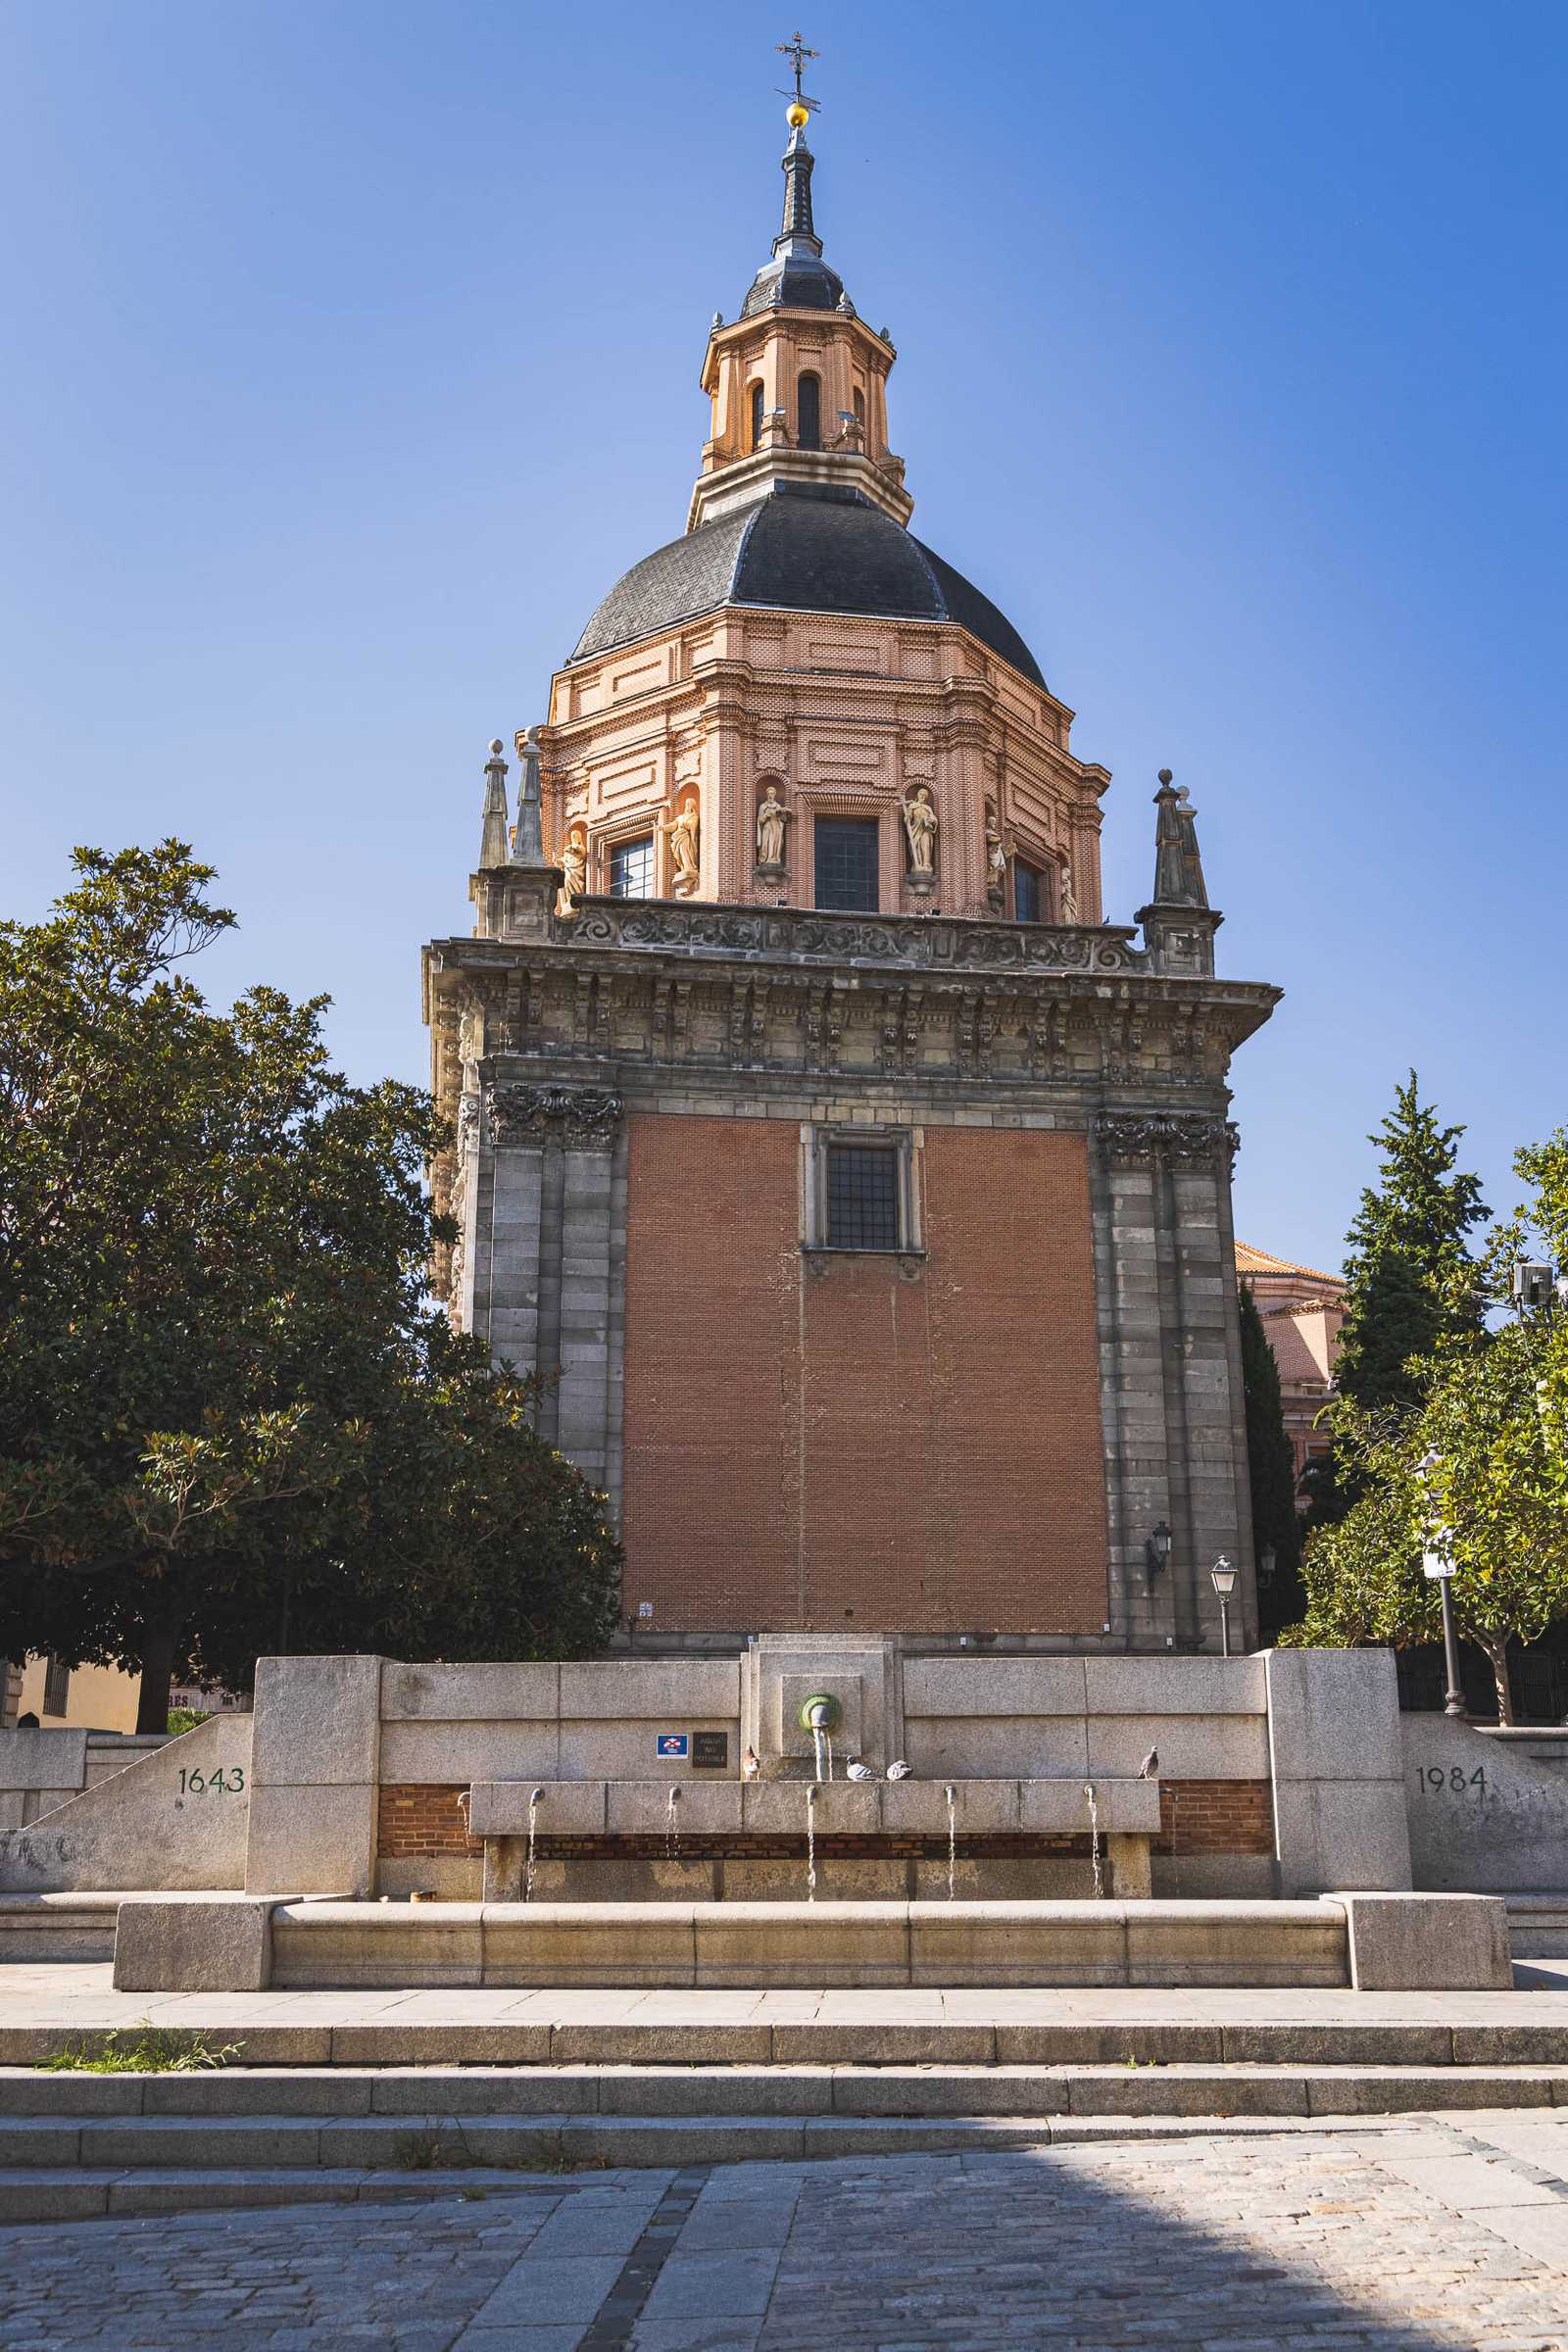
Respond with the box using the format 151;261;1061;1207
1304;1073;1490;1526
1237;1279;1302;1639
1287;1133;1568;1722
0;844;622;1728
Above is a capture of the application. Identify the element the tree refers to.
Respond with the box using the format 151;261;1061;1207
1287;1133;1568;1722
1305;1073;1490;1525
0;844;622;1727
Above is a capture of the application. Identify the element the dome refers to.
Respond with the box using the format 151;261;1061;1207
567;484;1047;689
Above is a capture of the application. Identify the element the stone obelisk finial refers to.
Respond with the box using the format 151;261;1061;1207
477;739;511;870
512;725;547;865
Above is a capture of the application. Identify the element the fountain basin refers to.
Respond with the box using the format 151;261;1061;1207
266;1897;1351;1991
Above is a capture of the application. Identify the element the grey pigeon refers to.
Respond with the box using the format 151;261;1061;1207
886;1759;913;1780
846;1760;876;1782
1138;1747;1158;1780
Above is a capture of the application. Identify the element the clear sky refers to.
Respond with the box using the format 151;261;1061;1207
3;1;1564;1274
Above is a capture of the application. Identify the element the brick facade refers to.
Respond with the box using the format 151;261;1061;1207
1158;1778;1274;1857
620;1115;1108;1635
377;1785;480;1862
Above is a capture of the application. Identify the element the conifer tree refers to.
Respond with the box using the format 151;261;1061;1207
1305;1073;1489;1524
1237;1280;1302;1639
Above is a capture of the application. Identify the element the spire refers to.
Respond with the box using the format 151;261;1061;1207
1151;768;1208;908
511;724;547;865
477;739;510;869
775;122;821;258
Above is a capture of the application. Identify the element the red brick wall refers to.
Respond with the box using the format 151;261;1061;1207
621;1116;1108;1633
1158;1779;1275;1856
378;1785;479;1860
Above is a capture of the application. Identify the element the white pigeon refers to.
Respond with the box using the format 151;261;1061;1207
741;1745;761;1781
846;1759;876;1782
886;1759;913;1780
1138;1747;1159;1780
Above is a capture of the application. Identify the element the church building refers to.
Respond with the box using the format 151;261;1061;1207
422;70;1281;1656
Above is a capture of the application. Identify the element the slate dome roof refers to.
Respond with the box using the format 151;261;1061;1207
567;484;1046;688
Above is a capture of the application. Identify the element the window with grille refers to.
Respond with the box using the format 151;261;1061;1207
813;816;879;911
1013;859;1042;923
826;1145;901;1251
608;836;654;899
797;371;821;450
41;1656;71;1717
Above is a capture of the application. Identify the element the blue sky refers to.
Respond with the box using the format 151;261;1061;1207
3;1;1563;1273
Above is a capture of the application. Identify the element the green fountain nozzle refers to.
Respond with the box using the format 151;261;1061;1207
799;1692;842;1734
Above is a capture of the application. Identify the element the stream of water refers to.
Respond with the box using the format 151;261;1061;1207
806;1784;818;1902
524;1787;543;1903
945;1785;956;1901
1083;1782;1102;1899
665;1785;680;1863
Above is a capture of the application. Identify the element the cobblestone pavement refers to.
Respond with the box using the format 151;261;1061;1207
4;2116;1568;2349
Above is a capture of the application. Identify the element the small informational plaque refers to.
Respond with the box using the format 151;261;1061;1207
692;1732;728;1770
656;1733;690;1759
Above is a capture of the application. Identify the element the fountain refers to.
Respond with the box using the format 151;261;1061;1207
806;1783;818;1902
799;1693;842;1785
1083;1782;1103;1900
524;1786;544;1903
664;1784;680;1863
945;1784;957;1901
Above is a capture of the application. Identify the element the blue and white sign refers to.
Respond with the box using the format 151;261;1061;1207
656;1733;689;1759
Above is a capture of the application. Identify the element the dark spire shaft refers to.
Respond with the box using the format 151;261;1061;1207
775;125;822;257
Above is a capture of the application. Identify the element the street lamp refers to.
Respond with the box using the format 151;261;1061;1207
1210;1553;1238;1658
1417;1448;1467;1720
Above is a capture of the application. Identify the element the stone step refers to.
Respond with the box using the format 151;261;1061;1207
2;2067;1567;2168
1507;1896;1568;1958
0;2113;1503;2225
0;1894;121;1963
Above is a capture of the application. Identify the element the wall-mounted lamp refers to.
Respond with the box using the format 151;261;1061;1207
1258;1544;1277;1588
1144;1521;1171;1577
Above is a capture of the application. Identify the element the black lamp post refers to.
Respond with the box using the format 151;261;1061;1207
1210;1553;1238;1658
1417;1449;1467;1719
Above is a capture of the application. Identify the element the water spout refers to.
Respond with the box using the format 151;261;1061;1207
806;1783;818;1903
944;1784;956;1903
1083;1782;1102;1900
665;1784;681;1863
811;1726;826;1784
525;1786;545;1904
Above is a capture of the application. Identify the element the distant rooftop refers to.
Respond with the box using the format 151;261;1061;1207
1235;1241;1345;1290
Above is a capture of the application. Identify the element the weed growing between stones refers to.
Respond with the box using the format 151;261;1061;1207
35;2025;241;2074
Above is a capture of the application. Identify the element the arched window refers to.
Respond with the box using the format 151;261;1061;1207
749;382;764;453
797;371;821;450
852;385;866;432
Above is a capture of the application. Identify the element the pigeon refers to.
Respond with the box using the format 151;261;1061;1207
1138;1747;1159;1780
846;1759;876;1782
741;1745;761;1781
886;1759;913;1781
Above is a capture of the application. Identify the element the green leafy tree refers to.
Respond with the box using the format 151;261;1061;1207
1237;1280;1302;1639
0;844;622;1728
1288;1133;1568;1722
1305;1073;1490;1524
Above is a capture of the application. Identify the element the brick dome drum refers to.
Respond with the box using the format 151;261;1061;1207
568;483;1047;688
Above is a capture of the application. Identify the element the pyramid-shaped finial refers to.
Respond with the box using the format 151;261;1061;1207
512;725;547;865
477;739;510;869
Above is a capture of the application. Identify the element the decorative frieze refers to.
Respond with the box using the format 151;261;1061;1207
566;897;1144;975
484;1082;624;1151
1097;1111;1241;1165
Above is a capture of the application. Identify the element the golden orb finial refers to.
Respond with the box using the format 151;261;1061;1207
786;99;809;129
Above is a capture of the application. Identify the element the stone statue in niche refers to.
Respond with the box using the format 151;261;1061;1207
560;828;588;912
658;795;702;896
902;786;939;874
757;784;791;868
985;808;1007;903
457;1005;482;1067
1058;862;1079;923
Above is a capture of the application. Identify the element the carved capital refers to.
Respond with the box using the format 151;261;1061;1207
1098;1111;1240;1166
484;1082;623;1151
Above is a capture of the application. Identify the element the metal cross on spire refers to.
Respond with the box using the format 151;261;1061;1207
775;30;821;116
